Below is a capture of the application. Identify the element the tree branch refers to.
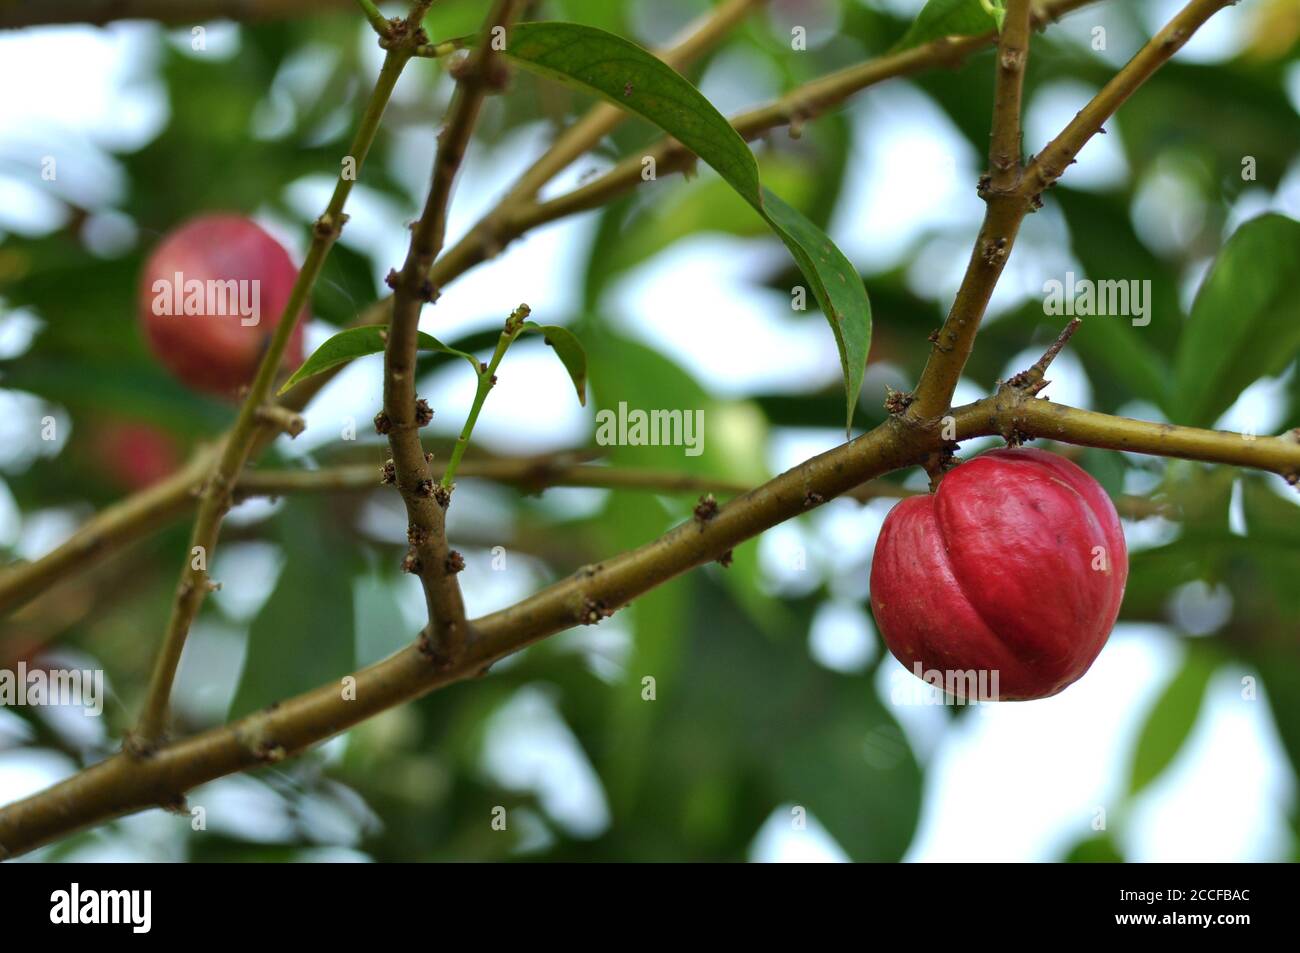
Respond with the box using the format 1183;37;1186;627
353;0;390;38
907;0;1040;423
1024;0;1238;197
985;399;1300;479
232;458;1164;517
472;0;765;222
380;0;522;667
234;459;865;500
988;0;1033;192
435;0;1101;291
0;0;1263;856
0;448;217;620
130;21;421;750
906;0;1236;423
6;375;1296;855
0;0;1106;623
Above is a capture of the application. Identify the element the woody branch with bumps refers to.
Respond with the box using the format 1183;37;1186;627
0;0;1289;858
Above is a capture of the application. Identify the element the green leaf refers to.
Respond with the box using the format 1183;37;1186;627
1241;475;1300;547
583;325;790;638
314;242;379;328
278;325;478;395
1127;644;1218;797
494;21;871;432
984;0;1007;31
589;156;817;294
519;321;588;406
893;0;998;52
1062;833;1124;863
229;501;357;720
762;187;869;432
1174;213;1300;427
1258;652;1300;780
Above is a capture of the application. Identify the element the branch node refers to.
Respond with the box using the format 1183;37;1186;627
160;793;190;816
255;406;306;438
254;742;287;764
313;212;349;239
414;398;434;427
122;732;158;760
922;442;961;491
417;629;455;671
579;597;613;625
504;303;531;334
981;236;1010;266
693;493;718;524
884;387;915;416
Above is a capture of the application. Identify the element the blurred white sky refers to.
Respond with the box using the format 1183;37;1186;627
0;0;1297;862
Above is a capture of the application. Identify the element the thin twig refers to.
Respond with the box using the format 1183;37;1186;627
1006;317;1083;392
437;0;1100;292
440;305;529;489
0;0;788;622
988;0;1033;192
131;22;422;750
1024;0;1237;197
353;0;390;37
381;0;523;666
235;460;896;501
907;0;1235;423
0;0;1259;856
4;387;1296;855
232;458;1167;516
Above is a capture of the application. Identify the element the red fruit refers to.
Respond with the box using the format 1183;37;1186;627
138;214;306;399
94;421;180;491
869;448;1127;701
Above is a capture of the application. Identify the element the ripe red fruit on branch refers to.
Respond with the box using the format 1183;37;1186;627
138;214;306;399
869;448;1127;701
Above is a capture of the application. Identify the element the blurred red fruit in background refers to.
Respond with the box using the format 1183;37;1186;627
94;421;181;491
138;214;307;399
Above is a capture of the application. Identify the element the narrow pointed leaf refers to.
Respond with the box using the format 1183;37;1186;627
279;325;478;395
893;0;998;52
1127;645;1217;797
520;321;588;405
1173;213;1300;427
493;21;870;431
